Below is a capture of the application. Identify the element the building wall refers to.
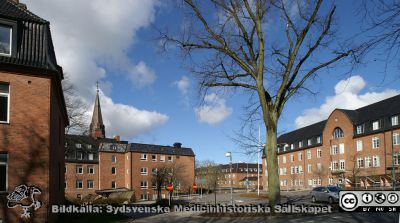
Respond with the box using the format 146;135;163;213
0;71;61;223
65;162;99;198
99;152;128;190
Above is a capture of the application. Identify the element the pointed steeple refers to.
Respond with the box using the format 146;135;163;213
89;82;105;139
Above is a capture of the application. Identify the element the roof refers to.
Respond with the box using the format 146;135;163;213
130;143;195;157
219;163;262;173
0;0;47;23
277;120;326;145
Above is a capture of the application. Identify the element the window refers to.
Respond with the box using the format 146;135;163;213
152;154;157;161
307;164;312;173
331;161;338;170
298;141;303;148
317;149;322;158
76;165;83;174
87;166;94;175
365;156;372;168
291;166;294;174
0;83;9;123
317;163;322;172
356;140;363;151
308;139;312;146
76;180;83;189
87;180;94;189
77;152;83;160
160;155;165;162
140;167;148;175
140;154;147;161
111;167;116;175
394;153;400;165
140;181;148;189
290;154;294;162
87;144;92;149
0;25;12;56
373;156;380;167
111;181;116;189
168;156;173;162
290;144;294;150
152;168;157;175
317;136;321;144
141;194;148;200
393;133;399;145
111;155;117;163
298;153;302;161
329;177;333;185
0;154;7;191
356;125;364;134
339;143;345;154
298;165;303;173
88;153;94;160
339;160;345;170
282;156;286;164
372;121;380;130
333;128;344;139
392;116;399;126
372;137;380;149
75;143;81;148
331;145;338;155
357;158;365;168
282;167;286;175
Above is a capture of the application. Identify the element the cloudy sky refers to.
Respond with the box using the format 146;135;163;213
22;0;400;164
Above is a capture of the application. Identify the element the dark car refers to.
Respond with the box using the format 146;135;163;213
310;186;341;203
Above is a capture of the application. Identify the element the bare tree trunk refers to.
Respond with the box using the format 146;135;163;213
265;117;280;205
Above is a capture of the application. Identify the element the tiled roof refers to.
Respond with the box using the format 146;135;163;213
277;120;326;145
130;143;195;157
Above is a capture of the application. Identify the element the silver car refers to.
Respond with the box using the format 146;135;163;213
310;186;341;203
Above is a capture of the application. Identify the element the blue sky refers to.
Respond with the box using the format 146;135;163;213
22;0;400;164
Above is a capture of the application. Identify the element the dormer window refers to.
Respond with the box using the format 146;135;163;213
392;116;399;126
75;143;81;148
372;121;380;130
333;127;344;139
317;136;321;144
0;25;12;56
298;141;303;148
356;124;364;134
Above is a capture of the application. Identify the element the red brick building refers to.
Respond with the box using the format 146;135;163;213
0;1;68;222
218;163;263;190
65;89;196;201
262;95;400;190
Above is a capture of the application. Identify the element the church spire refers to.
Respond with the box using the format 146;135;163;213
89;82;105;139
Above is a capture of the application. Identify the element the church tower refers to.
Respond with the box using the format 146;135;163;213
89;83;105;139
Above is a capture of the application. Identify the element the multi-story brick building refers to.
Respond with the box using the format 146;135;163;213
65;88;196;201
262;94;400;190
218;163;263;190
0;1;68;222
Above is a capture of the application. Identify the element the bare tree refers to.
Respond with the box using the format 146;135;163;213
348;152;362;189
152;162;187;202
160;0;361;205
62;75;89;134
197;160;223;205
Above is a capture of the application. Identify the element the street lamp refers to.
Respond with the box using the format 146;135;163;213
225;151;233;205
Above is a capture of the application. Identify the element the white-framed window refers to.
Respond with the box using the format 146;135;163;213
333;128;344;139
87;166;94;175
308;139;312;146
356;125;364;134
357;158;365;168
298;165;303;173
0;83;10;123
339;160;345;170
317;179;321;185
282;156;286;164
372;121;380;130
392;116;399;126
372;137;380;149
160;155;165;162
290;166;294;174
331;145;338;155
393;133;399;145
317;163;322;172
290;154;294;162
329;177;333;185
317;136;321;144
75;143;81;148
111;167;116;175
140;167;148;175
112;155;117;163
140;193;148;200
76;180;83;189
152;154;157;161
299;141;303;148
152;168;157;175
0;153;8;191
365;156;372;168
373;156;380;167
317;149;322;158
339;143;345;154
290;144;294;150
140;154;147;161
394;153;400;165
88;153;94;160
111;181;116;189
76;165;83;174
307;151;311;159
282;167;286;175
308;179;313;186
168;156;173;162
87;180;94;189
87;144;92;149
140;181;148;189
298;153;302;161
307;164;312;173
331;161;338;170
356;140;363;151
0;25;12;56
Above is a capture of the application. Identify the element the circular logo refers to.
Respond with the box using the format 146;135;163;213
374;192;386;204
362;193;373;204
387;193;399;204
341;193;358;210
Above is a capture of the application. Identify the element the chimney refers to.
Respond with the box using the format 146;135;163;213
113;135;120;141
173;142;182;148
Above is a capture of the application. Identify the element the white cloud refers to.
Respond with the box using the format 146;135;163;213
174;76;191;107
295;75;400;128
195;93;232;125
22;0;168;138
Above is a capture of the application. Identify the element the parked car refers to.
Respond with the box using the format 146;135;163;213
310;186;341;203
